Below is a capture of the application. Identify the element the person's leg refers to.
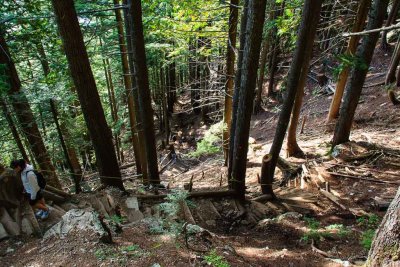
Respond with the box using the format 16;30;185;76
33;202;46;211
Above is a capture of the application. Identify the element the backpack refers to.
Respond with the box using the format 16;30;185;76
27;170;47;189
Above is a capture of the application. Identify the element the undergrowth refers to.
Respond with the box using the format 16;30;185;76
301;217;350;243
147;189;198;238
189;122;225;158
204;249;230;267
357;214;380;250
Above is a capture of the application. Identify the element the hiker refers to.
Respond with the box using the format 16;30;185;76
10;159;50;219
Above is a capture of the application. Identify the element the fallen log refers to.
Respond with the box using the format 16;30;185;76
45;185;72;198
135;190;237;200
42;190;66;204
326;172;400;185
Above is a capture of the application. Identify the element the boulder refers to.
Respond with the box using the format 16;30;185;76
44;209;107;240
0;223;8;240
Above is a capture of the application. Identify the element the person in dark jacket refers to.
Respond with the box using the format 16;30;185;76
10;159;50;219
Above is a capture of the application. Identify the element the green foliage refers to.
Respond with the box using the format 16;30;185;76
325;224;350;238
106;214;126;224
357;214;380;250
204;249;230;267
360;229;375;250
301;217;350;243
148;189;194;237
189;122;225;158
357;214;380;229
94;248;117;261
333;54;369;80
304;216;320;229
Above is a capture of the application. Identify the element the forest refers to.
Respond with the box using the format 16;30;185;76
0;0;400;266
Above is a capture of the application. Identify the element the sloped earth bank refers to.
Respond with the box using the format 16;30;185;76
1;48;400;267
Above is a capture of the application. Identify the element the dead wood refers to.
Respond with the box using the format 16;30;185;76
135;190;237;200
277;157;303;186
326;171;400;185
181;202;196;224
319;189;347;210
45;185;71;198
311;239;332;258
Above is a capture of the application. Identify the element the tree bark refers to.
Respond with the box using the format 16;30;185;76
0;98;29;161
381;0;400;50
115;0;142;175
286;2;322;158
123;0;148;183
126;0;160;184
227;0;249;181
253;26;271;114
327;0;371;122
189;39;201;115
51;0;124;189
367;186;400;266
267;1;285;97
230;0;267;198
49;99;82;193
167;61;177;114
0;34;62;189
332;0;389;146
262;0;323;194
386;38;400;84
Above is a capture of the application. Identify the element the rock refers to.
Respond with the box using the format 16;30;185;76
205;220;216;227
6;247;14;254
0;223;8;240
125;197;139;210
43;209;107;240
126;210;144;223
277;212;303;222
21;218;34;236
124;197;143;222
256;218;275;228
248;137;256;144
0;208;20;236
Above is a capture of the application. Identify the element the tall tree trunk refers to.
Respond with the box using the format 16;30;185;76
189;39;201;115
114;0;142;175
230;0;267;198
267;1;285;97
0;34;62;189
123;0;148;183
367;187;400;266
227;0;249;180
126;0;160;184
261;0;323;195
327;0;371;122
49;99;82;193
381;0;400;50
286;3;321;158
51;0;124;189
253;28;271;114
102;55;122;163
333;0;389;146
386;38;400;84
0;98;29;161
161;67;170;144
167;61;176;114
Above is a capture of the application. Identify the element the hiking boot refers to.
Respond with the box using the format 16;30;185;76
35;210;43;219
41;209;50;220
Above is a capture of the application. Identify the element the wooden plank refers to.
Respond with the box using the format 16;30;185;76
319;189;347;210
